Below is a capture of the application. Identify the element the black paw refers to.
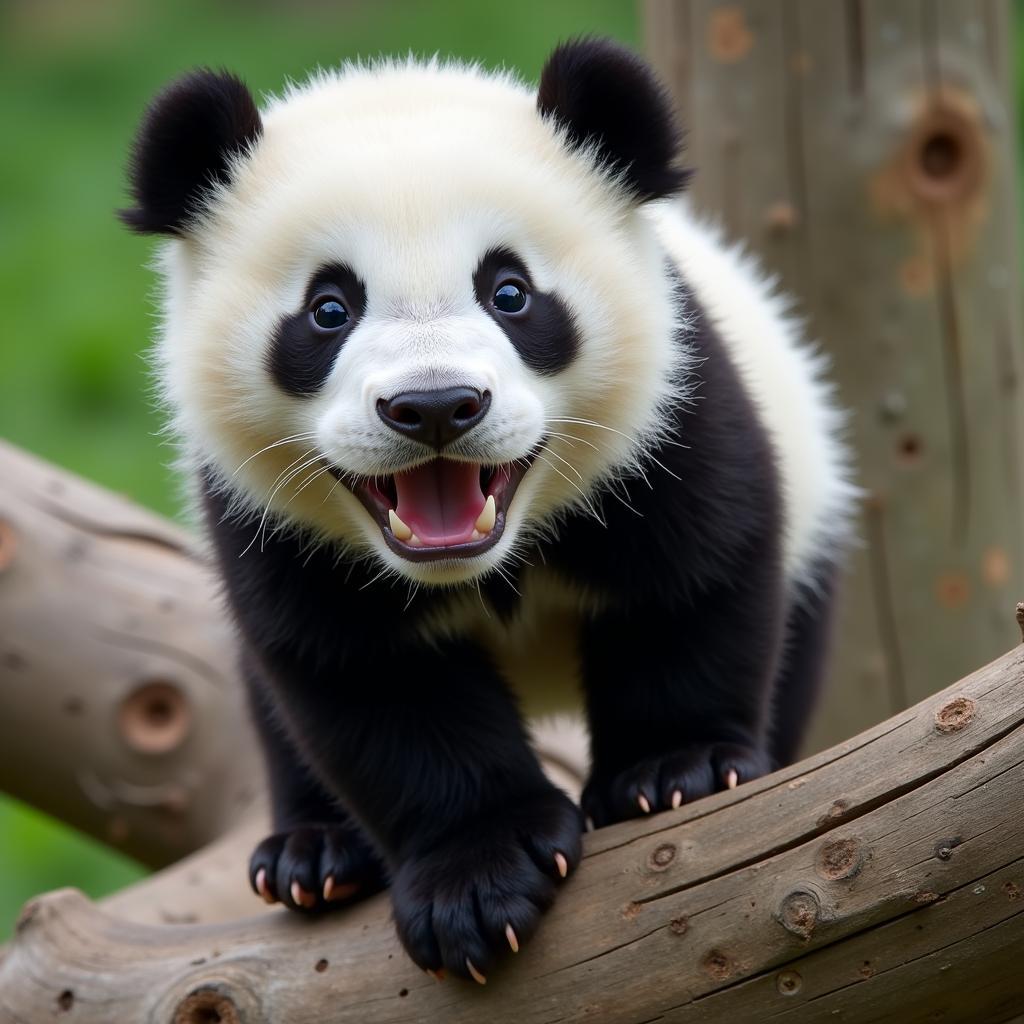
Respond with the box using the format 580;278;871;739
582;742;774;827
249;822;387;913
391;787;582;982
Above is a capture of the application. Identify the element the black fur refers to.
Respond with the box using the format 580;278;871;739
769;566;839;766
119;69;262;236
200;281;835;978
267;264;367;397
537;38;689;202
473;248;579;375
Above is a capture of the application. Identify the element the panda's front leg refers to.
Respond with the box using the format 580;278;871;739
244;663;388;912
580;580;785;827
270;635;582;982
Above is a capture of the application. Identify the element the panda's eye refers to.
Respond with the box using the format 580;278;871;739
311;298;349;331
493;281;528;315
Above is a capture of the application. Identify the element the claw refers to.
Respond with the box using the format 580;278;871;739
726;769;739;790
426;969;446;983
290;880;316;908
466;959;487;985
671;789;683;810
505;923;520;953
584;815;596;833
637;793;652;814
323;876;358;902
255;867;275;904
554;851;569;878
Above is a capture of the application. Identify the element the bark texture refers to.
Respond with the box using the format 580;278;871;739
0;440;264;867
644;0;1024;754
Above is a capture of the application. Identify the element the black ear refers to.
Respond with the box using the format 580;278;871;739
537;38;688;202
119;69;262;236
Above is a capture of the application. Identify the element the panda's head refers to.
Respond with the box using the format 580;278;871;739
123;39;690;585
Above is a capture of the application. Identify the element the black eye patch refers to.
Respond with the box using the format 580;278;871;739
267;263;367;397
473;248;579;375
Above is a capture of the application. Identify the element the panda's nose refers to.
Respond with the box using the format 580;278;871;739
376;387;491;449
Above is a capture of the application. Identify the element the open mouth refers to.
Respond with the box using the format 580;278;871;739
329;457;534;562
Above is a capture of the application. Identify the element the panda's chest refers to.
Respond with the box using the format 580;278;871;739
416;570;605;717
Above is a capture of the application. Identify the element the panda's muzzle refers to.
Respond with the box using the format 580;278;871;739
327;454;535;563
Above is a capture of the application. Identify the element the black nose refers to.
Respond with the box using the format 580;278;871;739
376;387;491;449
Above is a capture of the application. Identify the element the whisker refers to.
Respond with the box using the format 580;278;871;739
359;565;391;591
232;432;318;476
537;444;583;482
241;450;324;557
532;452;606;527
548;417;682;481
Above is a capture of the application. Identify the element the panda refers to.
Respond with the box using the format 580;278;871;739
121;38;854;983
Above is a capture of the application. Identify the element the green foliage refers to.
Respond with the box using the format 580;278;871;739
0;0;636;938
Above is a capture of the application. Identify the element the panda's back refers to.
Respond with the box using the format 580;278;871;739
650;201;855;591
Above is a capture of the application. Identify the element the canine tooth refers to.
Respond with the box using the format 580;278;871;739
388;509;413;541
475;494;496;534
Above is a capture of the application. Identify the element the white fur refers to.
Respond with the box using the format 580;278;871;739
649;204;857;587
151;57;852;592
155;59;686;586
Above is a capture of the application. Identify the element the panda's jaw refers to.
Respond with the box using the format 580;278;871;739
333;457;532;563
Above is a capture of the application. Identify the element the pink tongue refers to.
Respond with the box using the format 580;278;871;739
394;461;485;546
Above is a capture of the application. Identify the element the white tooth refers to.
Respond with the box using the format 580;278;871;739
475;495;496;534
470;529;483;541
388;509;413;542
408;533;423;547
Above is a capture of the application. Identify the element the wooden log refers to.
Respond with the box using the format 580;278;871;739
0;440;264;867
3;634;1023;1021
643;0;1024;755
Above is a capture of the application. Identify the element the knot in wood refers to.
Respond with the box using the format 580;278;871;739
815;836;864;880
816;798;850;828
776;970;802;996
934;695;976;734
174;988;240;1024
934;837;962;861
708;7;754;63
648;843;677;870
904;100;986;207
118;680;192;755
700;949;736;981
778;890;819;940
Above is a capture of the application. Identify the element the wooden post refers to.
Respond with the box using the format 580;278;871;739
643;1;1024;752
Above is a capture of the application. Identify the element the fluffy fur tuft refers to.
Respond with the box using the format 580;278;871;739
537;37;690;201
119;69;262;236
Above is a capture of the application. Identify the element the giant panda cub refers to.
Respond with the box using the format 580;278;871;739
121;39;853;982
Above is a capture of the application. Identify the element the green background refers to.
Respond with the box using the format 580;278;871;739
0;0;636;937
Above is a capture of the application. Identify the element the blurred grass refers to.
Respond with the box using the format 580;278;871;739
0;0;637;938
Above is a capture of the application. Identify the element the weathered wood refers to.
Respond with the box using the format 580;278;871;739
3;634;1023;1021
0;439;264;867
644;0;1024;754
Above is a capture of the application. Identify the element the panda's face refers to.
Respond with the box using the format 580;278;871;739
150;63;684;585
